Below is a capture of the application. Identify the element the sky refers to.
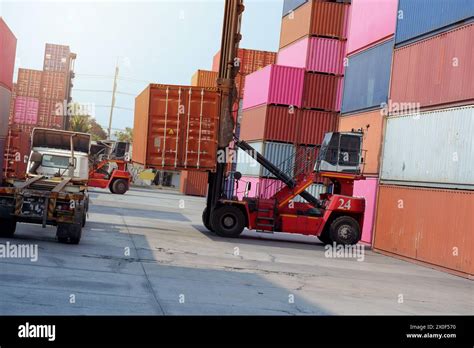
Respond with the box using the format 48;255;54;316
0;0;284;132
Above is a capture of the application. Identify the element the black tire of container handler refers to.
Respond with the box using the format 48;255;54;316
57;223;82;244
211;206;245;238
329;216;361;246
317;230;332;245
202;208;214;232
0;219;17;237
82;211;87;227
111;179;128;195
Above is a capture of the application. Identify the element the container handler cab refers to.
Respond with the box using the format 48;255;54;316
0;128;91;244
88;141;131;194
201;0;366;245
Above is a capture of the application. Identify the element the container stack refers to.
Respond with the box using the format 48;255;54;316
373;0;474;278
0;18;17;182
337;0;398;244
234;0;350;201
180;49;277;197
38;43;75;130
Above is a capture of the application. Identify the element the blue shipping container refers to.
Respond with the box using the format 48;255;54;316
395;0;474;45
341;39;393;114
282;0;308;17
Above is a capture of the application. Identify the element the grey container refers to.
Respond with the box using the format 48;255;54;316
0;85;11;137
395;0;474;46
282;0;308;17
341;39;394;115
380;105;474;190
236;141;296;178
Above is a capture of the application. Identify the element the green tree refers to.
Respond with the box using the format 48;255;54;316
90;118;107;141
69;114;91;133
115;127;133;143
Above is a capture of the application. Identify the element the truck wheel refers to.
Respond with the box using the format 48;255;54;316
202;208;214;232
211;206;245;238
329;216;361;245
111;179;128;195
0;219;17;237
57;223;82;244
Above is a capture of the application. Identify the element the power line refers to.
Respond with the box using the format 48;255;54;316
73;89;136;96
94;105;134;111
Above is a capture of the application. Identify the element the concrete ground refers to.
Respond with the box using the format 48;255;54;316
0;187;472;315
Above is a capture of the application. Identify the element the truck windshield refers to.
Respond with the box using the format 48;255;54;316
41;155;73;169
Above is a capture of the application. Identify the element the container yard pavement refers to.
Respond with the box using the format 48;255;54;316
0;187;472;315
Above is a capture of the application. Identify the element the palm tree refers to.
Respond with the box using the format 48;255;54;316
69;115;92;133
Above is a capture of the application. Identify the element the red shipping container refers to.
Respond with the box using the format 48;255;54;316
14;97;39;125
38;98;64;129
40;71;68;100
133;84;221;171
43;43;71;73
16;69;42;98
0;18;17;91
3;128;30;179
184;171;208;197
303;72;343;111
374;185;474;278
390;23;474;109
239;105;298;143
297;109;339;145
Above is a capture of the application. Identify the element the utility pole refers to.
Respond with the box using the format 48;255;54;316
107;60;119;140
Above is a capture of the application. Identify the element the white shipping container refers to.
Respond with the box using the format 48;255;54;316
381;105;474;189
236;141;296;178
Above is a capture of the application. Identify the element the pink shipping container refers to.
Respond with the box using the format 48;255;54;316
0;18;17;91
277;36;346;75
14;97;39;125
353;177;378;244
242;65;305;110
234;176;283;200
346;0;398;55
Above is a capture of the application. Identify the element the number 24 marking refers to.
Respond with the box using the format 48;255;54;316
338;199;351;210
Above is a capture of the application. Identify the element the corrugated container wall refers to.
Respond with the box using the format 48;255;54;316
346;0;398;55
132;84;221;171
338;109;384;175
277;36;346;75
341;39;393;114
184;171;208;197
3;129;30;179
303;72;343;111
14;97;39;125
279;1;350;49
191;70;218;88
381;105;474;190
242;65;305;110
37;99;63;129
40;71;67;100
353;178;378;245
236;141;296;178
374;185;474;278
16;69;42;98
390;24;474;109
211;48;277;74
8;83;16;124
43;43;71;73
0;86;12;137
0;18;17;91
0;138;5;182
395;0;474;46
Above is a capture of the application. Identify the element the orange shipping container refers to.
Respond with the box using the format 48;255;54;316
374;185;474;278
133;84;221;171
40;71;68;100
279;1;350;49
184;171;208;197
212;48;277;75
338;109;384;175
16;69;42;98
191;70;218;88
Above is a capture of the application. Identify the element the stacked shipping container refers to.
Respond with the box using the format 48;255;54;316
236;0;349;202
0;18;17;182
338;0;399;244
374;1;474;278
